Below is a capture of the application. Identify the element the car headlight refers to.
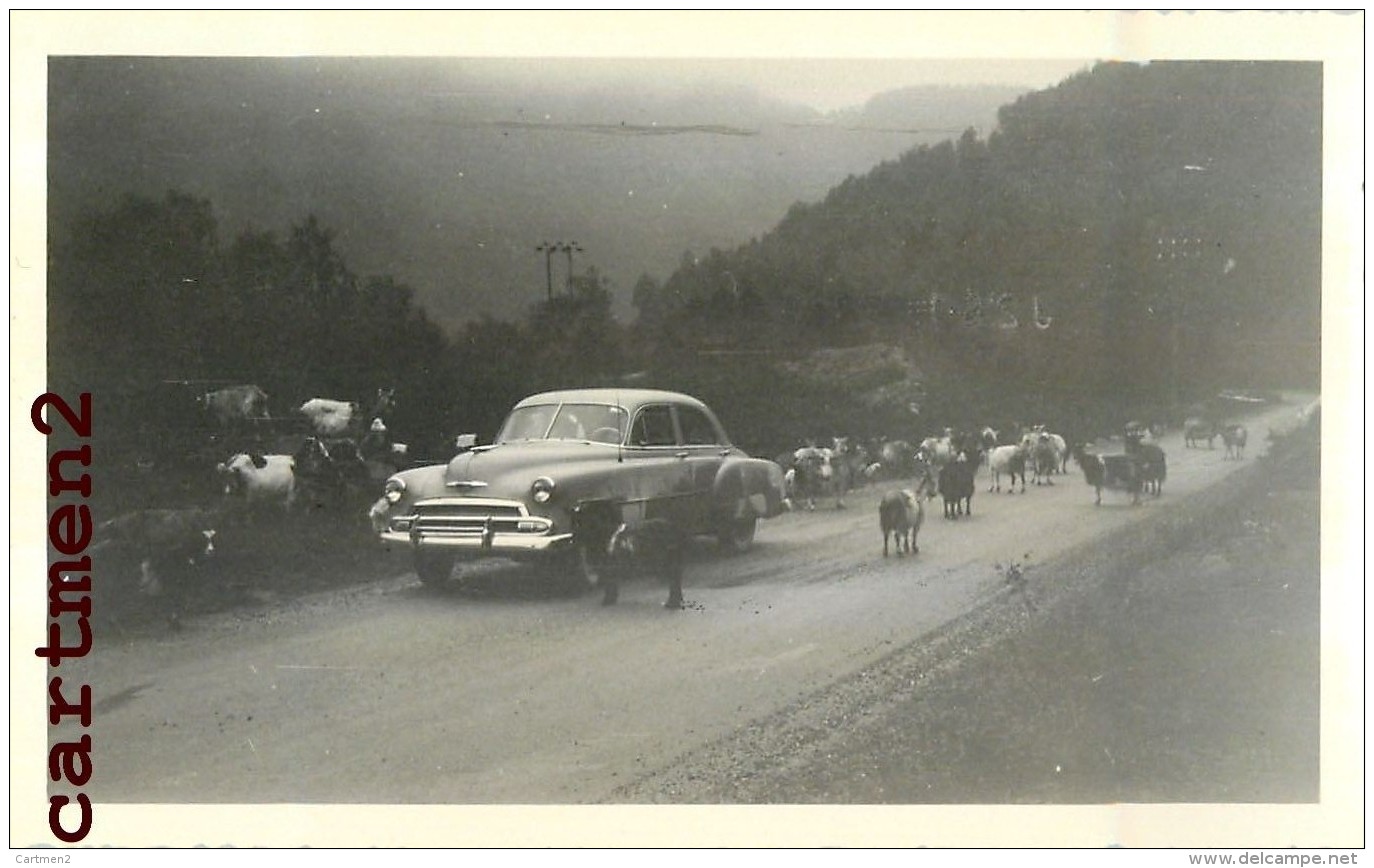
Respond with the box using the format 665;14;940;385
384;477;406;504
531;476;556;503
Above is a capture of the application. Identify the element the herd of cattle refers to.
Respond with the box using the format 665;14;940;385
88;380;1257;609
94;382;413;598
772;416;1252;559
202;384;411;512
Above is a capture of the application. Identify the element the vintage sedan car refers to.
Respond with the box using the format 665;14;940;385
368;388;788;586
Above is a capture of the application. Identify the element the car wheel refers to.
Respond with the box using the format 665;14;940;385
718;516;757;553
415;550;457;587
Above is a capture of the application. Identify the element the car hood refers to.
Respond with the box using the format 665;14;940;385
444;441;620;490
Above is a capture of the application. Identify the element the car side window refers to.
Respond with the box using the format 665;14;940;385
630;405;677;447
676;405;721;445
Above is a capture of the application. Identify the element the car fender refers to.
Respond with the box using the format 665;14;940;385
368;461;447;533
388;462;448;504
712;456;788;520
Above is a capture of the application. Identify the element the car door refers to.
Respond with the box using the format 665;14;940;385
624;402;694;524
674;402;732;533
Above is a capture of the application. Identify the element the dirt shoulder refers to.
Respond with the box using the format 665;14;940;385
612;420;1321;805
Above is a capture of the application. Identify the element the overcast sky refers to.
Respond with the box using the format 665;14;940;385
21;10;1362;328
457;57;1094;114
46;53;1086;327
653;58;1093;113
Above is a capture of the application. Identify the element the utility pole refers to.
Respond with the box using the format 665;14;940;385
536;242;557;301
537;241;584;300
1163;162;1208;419
562;241;583;294
1157;234;1201;417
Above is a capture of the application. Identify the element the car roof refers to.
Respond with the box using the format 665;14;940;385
512;388;708;411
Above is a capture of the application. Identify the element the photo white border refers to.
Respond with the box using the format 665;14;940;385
9;10;1364;849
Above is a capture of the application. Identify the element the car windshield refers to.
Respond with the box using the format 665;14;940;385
496;402;629;444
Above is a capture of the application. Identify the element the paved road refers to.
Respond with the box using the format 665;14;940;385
52;397;1315;817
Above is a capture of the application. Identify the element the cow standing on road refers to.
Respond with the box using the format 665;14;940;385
1222;424;1249;460
938;452;977;518
1074;446;1144;506
600;519;690;609
878;467;936;556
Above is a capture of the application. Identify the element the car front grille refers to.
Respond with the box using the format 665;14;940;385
410;498;550;538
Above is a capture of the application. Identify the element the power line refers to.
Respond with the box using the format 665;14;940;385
535;240;584;300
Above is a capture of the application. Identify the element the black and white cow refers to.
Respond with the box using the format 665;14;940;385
1124;429;1167;496
217;452;298;512
90;507;220;596
1075;447;1144;506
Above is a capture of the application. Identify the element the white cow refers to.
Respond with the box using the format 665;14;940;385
918;435;956;470
299;398;358;437
217;453;297;511
987;444;1028;493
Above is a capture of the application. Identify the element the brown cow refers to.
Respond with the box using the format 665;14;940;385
200;384;270;427
599;519;689;609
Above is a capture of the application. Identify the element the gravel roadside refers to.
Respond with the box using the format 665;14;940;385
612;420;1321;807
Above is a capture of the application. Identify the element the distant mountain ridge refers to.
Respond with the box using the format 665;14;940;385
47;57;1030;330
827;83;1025;134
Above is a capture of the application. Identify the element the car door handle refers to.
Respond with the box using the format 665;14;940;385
676;451;690;459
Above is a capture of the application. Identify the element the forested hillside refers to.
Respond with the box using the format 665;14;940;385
633;61;1321;437
47;61;1320;464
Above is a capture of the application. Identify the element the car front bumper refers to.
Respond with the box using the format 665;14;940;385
371;495;574;556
